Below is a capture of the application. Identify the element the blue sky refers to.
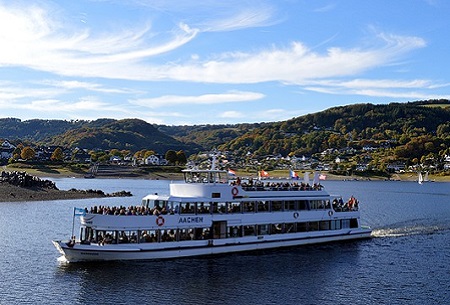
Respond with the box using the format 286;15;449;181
0;0;449;125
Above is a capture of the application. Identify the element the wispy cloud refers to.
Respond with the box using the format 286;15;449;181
0;2;426;86
130;91;265;108
304;78;450;100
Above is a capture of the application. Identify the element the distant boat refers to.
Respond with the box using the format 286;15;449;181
418;172;423;184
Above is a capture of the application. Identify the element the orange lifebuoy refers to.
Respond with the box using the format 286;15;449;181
156;215;165;226
231;187;239;196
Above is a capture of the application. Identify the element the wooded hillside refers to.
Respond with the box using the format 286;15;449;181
1;100;449;162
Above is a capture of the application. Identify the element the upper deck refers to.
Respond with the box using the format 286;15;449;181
159;167;329;202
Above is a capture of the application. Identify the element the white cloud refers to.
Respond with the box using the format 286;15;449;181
0;2;427;87
40;80;139;94
219;111;245;118
304;79;450;100
130;91;264;108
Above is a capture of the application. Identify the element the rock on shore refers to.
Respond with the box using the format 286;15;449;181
0;171;132;202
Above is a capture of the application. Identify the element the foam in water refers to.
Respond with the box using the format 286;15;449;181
372;225;442;238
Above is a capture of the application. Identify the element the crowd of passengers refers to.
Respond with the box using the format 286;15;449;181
231;177;323;191
332;196;359;211
88;205;173;216
87;203;238;216
93;229;210;245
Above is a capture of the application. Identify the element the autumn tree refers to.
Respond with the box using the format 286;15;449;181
21;146;35;160
51;147;64;161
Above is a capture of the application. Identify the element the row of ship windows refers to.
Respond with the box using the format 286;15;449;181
144;199;332;214
80;219;358;245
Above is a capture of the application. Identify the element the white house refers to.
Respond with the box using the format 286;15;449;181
0;140;16;159
145;155;168;165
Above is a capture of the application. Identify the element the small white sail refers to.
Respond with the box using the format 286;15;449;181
418;172;423;184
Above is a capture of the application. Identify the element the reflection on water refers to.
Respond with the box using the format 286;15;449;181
55;242;366;305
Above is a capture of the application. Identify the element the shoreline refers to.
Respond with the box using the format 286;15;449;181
0;183;110;202
1;168;448;203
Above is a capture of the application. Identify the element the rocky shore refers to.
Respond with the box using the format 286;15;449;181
0;171;132;202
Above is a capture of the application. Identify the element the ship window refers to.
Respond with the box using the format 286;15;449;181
272;201;282;211
309;222;319;231
161;230;177;242
212;192;221;198
298;200;309;210
211;202;226;213
285;201;296;211
243;225;256;236
217;202;226;213
257;201;269;212
342;219;350;228
178;229;193;241
229;202;240;213
197;202;210;214
243;202;255;213
227;226;241;238
270;223;283;234
180;202;195;214
297;222;308;232
331;220;340;230
285;223;295;233
319;221;330;230
258;224;270;235
350;218;358;228
310;200;325;210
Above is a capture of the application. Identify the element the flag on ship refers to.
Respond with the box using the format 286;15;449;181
259;170;270;178
228;169;236;176
74;207;86;217
290;169;299;179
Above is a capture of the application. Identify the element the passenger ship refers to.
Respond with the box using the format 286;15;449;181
53;165;372;262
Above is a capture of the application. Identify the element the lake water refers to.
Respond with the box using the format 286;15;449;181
0;178;449;304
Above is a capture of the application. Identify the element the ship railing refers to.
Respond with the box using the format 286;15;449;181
240;184;323;192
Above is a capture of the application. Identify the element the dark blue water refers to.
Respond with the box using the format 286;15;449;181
0;179;449;304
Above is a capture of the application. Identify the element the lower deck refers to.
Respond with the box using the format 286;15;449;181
55;226;372;262
79;217;361;245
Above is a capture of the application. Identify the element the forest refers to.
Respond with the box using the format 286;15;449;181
1;100;450;171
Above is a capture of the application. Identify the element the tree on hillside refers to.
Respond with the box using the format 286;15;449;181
21;146;35;160
176;150;187;165
165;150;177;165
51;147;64;161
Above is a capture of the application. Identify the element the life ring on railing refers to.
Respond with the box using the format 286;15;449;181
156;215;165;226
293;212;299;219
328;210;334;217
231;187;239;196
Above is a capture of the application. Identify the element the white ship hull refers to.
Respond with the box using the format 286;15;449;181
53;228;371;262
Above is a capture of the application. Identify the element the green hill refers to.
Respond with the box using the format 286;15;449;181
1;100;450;160
45;118;201;153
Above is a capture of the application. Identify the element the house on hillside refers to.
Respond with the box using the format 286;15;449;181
145;154;168;165
0;140;15;160
387;162;406;172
